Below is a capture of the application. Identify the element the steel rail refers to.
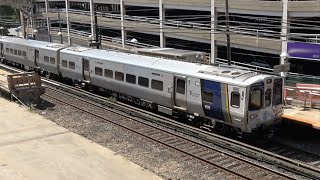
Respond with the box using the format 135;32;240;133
43;86;293;180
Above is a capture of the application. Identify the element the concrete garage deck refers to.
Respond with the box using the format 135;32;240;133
0;98;162;180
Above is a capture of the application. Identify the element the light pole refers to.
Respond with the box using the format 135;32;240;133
0;26;4;36
33;29;38;40
56;6;63;44
94;4;102;49
280;52;290;77
89;4;102;49
57;32;63;44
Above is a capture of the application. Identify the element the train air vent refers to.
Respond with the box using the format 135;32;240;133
231;72;241;76
47;44;65;48
221;70;231;74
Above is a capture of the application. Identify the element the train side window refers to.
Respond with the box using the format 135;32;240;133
95;67;103;76
50;57;55;64
69;61;75;70
202;90;214;103
104;69;113;78
6;48;9;53
265;88;271;107
231;92;240;108
23;51;26;57
115;71;124;81
14;49;17;55
177;79;185;95
62;60;68;67
44;56;49;63
10;49;13;54
151;79;163;91
18;50;22;56
126;74;136;84
138;77;149;87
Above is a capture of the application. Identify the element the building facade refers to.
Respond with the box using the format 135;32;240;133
24;0;320;76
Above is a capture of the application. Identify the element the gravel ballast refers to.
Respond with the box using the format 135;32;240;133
36;96;308;180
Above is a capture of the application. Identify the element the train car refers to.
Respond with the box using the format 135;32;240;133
0;36;66;75
34;43;66;76
59;47;94;82
0;37;284;136
0;36;36;68
60;46;283;135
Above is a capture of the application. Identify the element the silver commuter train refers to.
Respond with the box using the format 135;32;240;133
0;36;284;136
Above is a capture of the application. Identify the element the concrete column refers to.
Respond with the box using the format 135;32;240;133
280;0;289;76
65;0;71;45
89;0;95;41
120;0;126;48
45;0;51;42
20;11;25;39
159;0;166;48
26;18;29;35
30;11;34;38
210;0;217;64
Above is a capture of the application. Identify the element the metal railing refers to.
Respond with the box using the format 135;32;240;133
284;85;320;109
289;33;320;43
39;8;282;40
50;27;157;49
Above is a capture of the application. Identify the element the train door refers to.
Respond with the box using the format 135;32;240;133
174;76;187;110
34;49;39;66
82;57;91;82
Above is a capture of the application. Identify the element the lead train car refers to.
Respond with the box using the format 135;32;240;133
0;36;284;135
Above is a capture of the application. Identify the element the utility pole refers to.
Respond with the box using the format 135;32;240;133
0;26;3;36
45;0;51;42
65;0;71;45
89;0;95;43
225;0;231;66
20;11;26;39
57;7;63;44
88;4;101;49
94;5;100;49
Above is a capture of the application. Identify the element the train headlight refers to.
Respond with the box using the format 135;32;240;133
250;113;258;119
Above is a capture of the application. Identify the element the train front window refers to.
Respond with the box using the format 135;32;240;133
273;79;283;105
249;88;262;111
265;88;271;107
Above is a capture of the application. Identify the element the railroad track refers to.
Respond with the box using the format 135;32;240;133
43;87;293;180
258;140;320;169
1;63;320;179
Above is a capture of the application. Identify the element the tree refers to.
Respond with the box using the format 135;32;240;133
0;5;19;28
0;5;16;16
2;28;10;36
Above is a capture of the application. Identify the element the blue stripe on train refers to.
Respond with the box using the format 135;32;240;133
201;79;225;122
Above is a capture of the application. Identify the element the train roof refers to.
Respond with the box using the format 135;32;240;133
2;37;277;86
61;47;268;86
0;36;66;50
